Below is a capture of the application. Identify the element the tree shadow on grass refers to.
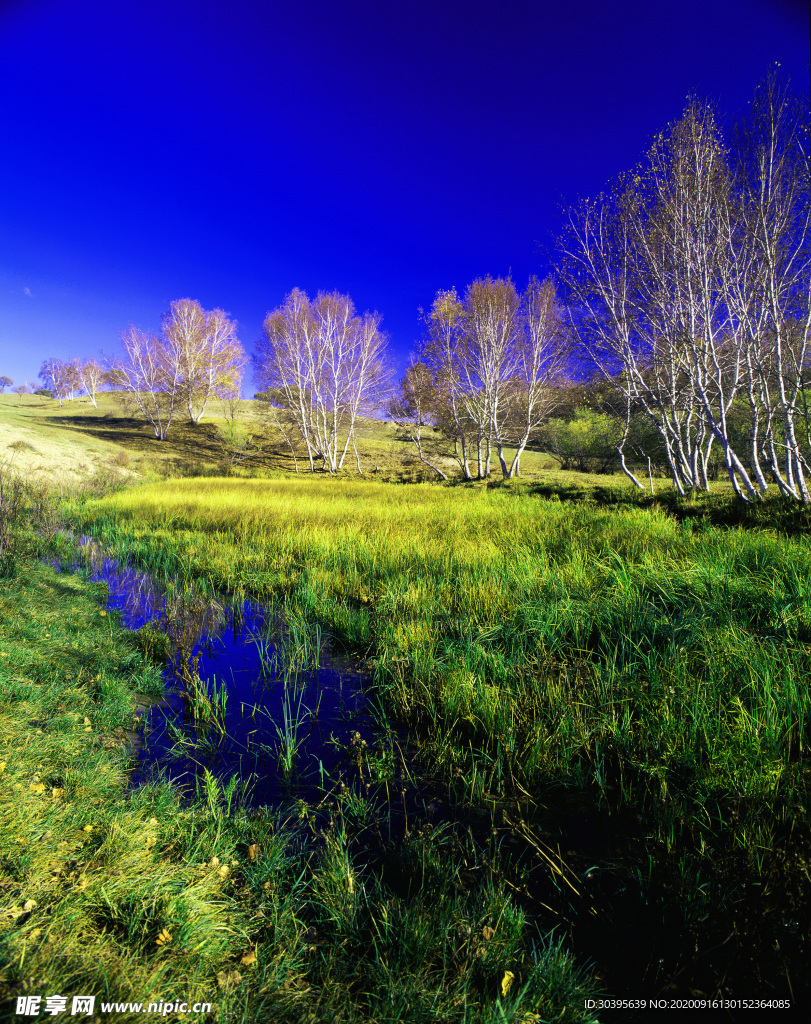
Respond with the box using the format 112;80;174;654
517;479;811;536
37;413;305;476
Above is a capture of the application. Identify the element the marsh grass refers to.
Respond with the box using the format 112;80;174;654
179;671;229;736
64;475;811;1000
0;560;599;1023
274;683;310;780
252;611;325;684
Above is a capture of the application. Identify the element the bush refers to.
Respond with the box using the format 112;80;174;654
215;420;259;467
539;407;623;473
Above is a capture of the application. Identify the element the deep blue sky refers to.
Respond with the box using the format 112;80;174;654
0;0;808;395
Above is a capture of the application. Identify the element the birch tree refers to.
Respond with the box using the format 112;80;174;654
75;358;105;407
387;361;449;479
254;289;389;474
110;300;246;440
110;326;182;440
557;81;810;501
419;277;568;479
419;289;475;478
161;299;245;423
495;276;569;477
635;100;757;499
255;289;315;468
39;359;80;406
459;277;519;477
38;360;59;399
727;72;811;502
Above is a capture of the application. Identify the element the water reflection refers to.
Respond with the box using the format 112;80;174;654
53;539;375;805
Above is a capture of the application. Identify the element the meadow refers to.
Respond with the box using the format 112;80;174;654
69;478;811;1002
1;396;809;1020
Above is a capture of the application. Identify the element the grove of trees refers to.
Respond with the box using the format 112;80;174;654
253;289;389;474
39;358;80;405
110;299;246;440
557;72;810;503
389;275;569;479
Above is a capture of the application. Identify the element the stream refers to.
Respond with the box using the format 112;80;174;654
50;538;378;806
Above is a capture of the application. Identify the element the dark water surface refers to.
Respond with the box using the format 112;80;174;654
52;540;377;806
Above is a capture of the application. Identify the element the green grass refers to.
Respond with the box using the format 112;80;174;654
69;478;811;797
64;475;811;1000
0;486;603;1023
0;393;140;483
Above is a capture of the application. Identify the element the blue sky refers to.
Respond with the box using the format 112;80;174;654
0;0;807;395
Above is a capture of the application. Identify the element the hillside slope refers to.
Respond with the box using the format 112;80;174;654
0;392;561;483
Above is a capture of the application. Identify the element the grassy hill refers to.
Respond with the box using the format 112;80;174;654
0;390;593;485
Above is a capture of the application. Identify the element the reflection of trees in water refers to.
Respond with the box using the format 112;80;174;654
163;585;225;658
78;535;225;671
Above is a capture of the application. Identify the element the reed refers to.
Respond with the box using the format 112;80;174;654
273;681;310;780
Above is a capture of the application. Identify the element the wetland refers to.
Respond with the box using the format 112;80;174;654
1;470;810;1022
